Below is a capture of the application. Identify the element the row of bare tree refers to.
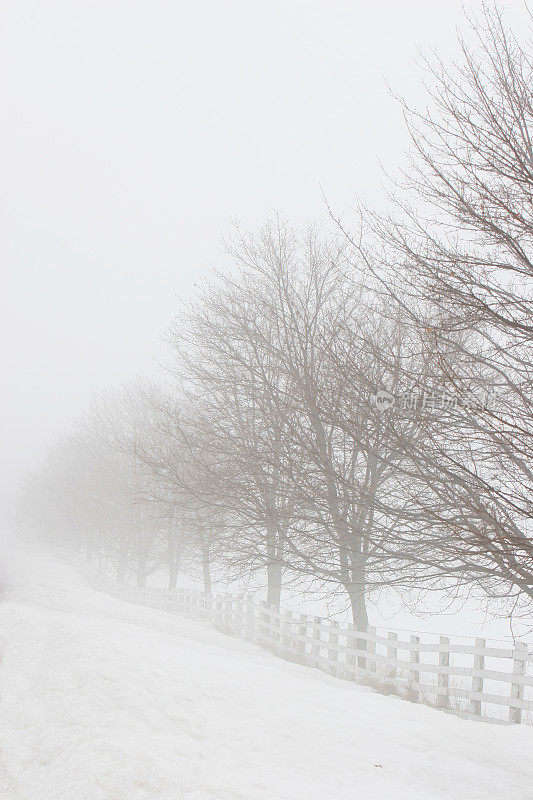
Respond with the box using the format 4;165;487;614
17;6;532;630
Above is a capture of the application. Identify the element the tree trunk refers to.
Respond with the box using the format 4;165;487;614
136;556;147;589
117;551;128;584
266;561;282;609
166;518;182;589
202;546;212;596
265;518;283;609
168;561;178;590
348;585;369;669
349;588;368;631
168;549;181;590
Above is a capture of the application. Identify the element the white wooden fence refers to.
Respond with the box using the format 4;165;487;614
83;565;533;725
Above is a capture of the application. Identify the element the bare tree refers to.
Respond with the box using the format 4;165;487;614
348;3;533;612
168;218;439;628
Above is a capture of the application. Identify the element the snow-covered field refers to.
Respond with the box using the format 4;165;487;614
0;553;532;800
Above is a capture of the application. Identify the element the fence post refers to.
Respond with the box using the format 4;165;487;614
347;625;367;674
297;614;308;664
215;595;224;628
270;605;281;652
328;620;340;678
281;609;293;657
470;637;485;717
438;636;450;708
366;627;376;673
409;635;420;701
387;632;398;680
224;595;233;632
509;642;527;724
234;597;243;638
245;595;255;641
170;589;177;613
354;628;368;670
204;591;213;623
259;602;270;645
347;624;357;680
311;616;322;668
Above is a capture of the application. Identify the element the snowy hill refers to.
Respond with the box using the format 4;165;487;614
0;554;532;800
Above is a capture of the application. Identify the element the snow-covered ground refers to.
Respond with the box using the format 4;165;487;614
0;552;532;800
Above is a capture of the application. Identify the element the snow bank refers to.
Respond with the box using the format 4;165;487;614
0;552;531;800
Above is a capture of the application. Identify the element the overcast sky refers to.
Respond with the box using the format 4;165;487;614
1;0;528;511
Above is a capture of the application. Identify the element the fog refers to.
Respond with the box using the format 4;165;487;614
2;0;513;510
2;2;533;799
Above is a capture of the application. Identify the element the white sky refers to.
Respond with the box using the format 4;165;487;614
1;0;528;508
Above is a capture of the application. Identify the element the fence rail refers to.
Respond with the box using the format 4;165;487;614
82;564;533;725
